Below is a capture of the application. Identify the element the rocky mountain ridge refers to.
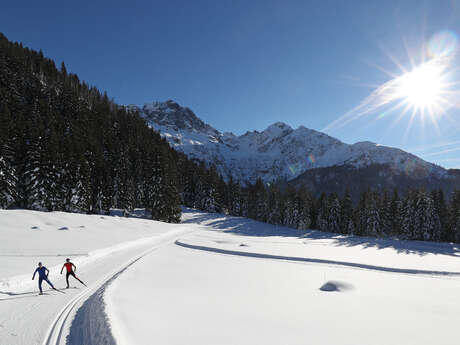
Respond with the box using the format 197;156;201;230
133;100;448;187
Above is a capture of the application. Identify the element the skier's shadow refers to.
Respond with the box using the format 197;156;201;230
0;290;37;296
0;290;49;301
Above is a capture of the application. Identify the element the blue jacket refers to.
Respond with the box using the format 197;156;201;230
34;266;48;279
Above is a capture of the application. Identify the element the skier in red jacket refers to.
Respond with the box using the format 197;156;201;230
60;258;86;288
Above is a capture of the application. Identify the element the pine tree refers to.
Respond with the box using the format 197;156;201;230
400;190;416;239
448;190;460;243
148;149;181;223
36;124;62;211
390;189;401;236
60;141;81;212
0;155;15;208
14;125;41;209
227;176;244;216
0;105;15;208
422;191;441;241
295;186;313;230
355;190;367;236
432;190;448;241
379;190;392;236
251;178;267;222
245;178;264;221
327;193;341;233
316;193;329;232
364;191;381;237
340;190;354;234
194;163;220;213
266;184;282;225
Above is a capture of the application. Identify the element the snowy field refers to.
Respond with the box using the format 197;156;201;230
0;209;182;286
0;209;189;345
1;208;460;345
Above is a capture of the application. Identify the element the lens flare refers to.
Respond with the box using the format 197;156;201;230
307;153;316;164
288;163;303;175
428;30;458;58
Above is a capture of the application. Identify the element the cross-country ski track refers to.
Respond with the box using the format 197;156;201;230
2;209;460;345
43;240;174;345
174;240;460;277
0;209;192;345
45;235;460;345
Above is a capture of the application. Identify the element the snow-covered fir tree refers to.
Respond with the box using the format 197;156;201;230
340;190;354;234
326;193;341;233
432;190;448;241
413;190;441;241
0;105;16;208
316;193;329;232
266;185;282;225
249;178;268;222
400;190;417;239
449;191;460;243
0;155;15;208
389;189;401;236
379;190;392;236
364;191;381;237
295;186;313;230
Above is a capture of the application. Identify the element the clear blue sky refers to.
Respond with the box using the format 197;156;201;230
3;1;460;168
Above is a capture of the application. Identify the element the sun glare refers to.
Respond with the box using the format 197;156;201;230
322;30;460;134
396;63;444;109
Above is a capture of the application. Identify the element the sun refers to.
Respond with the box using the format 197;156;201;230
396;63;444;109
322;30;460;134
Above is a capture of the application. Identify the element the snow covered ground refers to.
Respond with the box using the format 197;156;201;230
106;210;460;345
0;209;190;345
1;208;460;345
0;209;182;287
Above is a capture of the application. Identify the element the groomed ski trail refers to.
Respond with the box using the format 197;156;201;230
0;226;191;345
175;240;460;277
43;248;156;345
42;230;191;345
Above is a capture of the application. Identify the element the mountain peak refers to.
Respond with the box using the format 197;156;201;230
269;121;290;129
140;100;219;136
138;100;444;185
353;141;378;149
263;122;293;137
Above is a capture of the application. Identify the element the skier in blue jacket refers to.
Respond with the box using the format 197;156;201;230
32;262;58;294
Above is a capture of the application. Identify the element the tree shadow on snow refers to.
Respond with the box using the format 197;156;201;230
181;208;460;257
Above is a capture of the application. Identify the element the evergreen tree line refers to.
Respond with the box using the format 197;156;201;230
0;33;186;222
221;181;460;243
177;167;460;243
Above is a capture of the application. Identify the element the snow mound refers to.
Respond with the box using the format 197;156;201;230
319;280;354;292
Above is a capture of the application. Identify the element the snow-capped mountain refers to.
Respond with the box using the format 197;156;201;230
134;100;447;185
